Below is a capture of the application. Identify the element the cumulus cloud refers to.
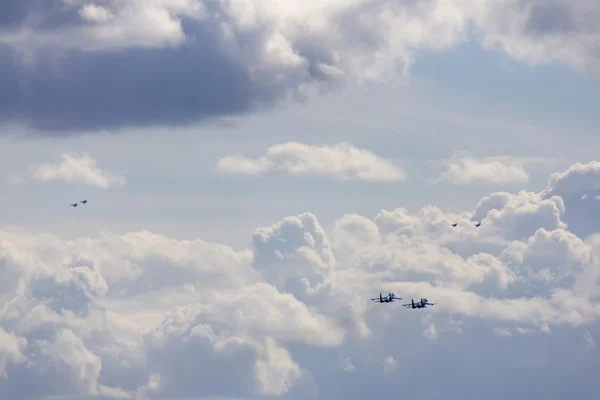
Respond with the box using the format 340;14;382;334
2;161;600;399
0;0;598;133
11;153;126;189
436;155;530;185
217;142;407;182
540;161;600;238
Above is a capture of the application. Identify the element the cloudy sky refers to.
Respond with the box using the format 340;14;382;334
1;0;600;399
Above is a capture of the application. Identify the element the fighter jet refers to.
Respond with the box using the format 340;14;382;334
79;200;87;204
70;203;78;207
371;292;403;303
474;221;481;227
402;298;435;309
451;222;457;227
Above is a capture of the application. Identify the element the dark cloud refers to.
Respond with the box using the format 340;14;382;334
525;2;575;36
0;23;276;134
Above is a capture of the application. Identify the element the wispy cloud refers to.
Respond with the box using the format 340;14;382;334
11;153;126;189
217;142;407;182
584;331;596;349
383;356;397;374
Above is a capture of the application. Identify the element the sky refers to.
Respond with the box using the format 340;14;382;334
1;0;600;399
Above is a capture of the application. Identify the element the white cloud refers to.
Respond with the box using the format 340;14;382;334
217;142;407;182
436;155;530;185
79;4;114;23
383;356;397;374
2;0;205;54
341;356;356;372
542;161;600;198
584;331;596;349
12;153;126;189
493;327;513;336
539;161;600;238
1;161;600;399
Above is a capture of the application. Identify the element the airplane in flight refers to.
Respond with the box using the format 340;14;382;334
371;292;403;303
70;203;78;207
403;298;436;309
450;221;481;227
79;200;87;204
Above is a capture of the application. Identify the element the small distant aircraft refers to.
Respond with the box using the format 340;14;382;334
451;221;480;227
371;292;403;303
70;203;78;207
403;298;436;309
79;200;87;204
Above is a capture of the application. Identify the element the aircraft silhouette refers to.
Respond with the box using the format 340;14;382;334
451;221;480;227
370;292;403;303
402;298;436;309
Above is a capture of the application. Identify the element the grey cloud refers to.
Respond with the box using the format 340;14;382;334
0;0;309;134
479;0;600;71
0;31;262;133
524;2;575;36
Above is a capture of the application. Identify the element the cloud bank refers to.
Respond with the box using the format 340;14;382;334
1;160;600;399
217;142;407;181
1;0;599;133
11;153;126;188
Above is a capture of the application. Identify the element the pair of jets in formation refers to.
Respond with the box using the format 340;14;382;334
452;221;481;227
370;293;435;309
70;200;88;207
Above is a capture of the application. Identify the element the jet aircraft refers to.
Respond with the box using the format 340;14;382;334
371;292;403;303
70;203;78;207
80;200;88;204
403;298;436;309
451;221;480;227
